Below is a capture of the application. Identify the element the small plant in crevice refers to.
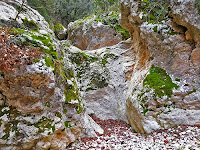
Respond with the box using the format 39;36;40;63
152;25;179;35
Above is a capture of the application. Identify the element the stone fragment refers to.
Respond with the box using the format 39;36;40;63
191;48;200;66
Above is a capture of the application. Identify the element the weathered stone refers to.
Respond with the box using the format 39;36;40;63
36;127;82;150
67;16;122;50
0;73;54;113
126;98;146;133
191;48;200;66
171;0;200;47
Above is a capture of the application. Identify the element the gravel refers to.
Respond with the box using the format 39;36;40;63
68;116;200;150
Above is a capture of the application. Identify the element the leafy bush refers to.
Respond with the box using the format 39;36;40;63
0;27;41;72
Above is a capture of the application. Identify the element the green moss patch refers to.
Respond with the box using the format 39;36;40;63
195;1;200;15
34;116;55;133
0;105;22;140
22;17;39;30
54;24;64;30
143;65;179;98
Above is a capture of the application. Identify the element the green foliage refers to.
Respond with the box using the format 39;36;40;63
70;52;98;66
27;0;52;23
138;0;170;23
64;121;72;128
14;29;60;70
195;0;200;15
175;78;180;82
69;51;113;91
101;53;119;67
34;116;55;133
27;0;120;27
0;105;21;139
54;24;64;30
95;12;130;40
64;85;78;103
143;65;179;98
186;89;197;95
152;25;178;35
22;17;39;30
94;0;120;13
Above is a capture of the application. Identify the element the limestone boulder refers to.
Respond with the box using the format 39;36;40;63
191;48;200;66
63;39;134;123
67;16;122;50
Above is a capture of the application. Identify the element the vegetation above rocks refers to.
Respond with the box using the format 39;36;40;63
54;24;65;31
68;50;119;92
27;0;120;27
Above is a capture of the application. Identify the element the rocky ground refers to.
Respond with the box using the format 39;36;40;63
68;115;200;150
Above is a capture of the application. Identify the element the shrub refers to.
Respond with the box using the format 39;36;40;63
0;27;41;72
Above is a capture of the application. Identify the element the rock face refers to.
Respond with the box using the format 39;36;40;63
0;0;52;33
67;16;122;50
120;0;200;133
64;40;134;121
1;0;200;148
0;60;82;149
0;0;86;149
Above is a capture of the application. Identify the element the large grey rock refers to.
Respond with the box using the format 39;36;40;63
62;39;134;123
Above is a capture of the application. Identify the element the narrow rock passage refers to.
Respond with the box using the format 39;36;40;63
68;116;200;150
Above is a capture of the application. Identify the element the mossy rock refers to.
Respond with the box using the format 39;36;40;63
95;12;130;40
22;17;39;30
54;24;64;31
143;65;179;98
